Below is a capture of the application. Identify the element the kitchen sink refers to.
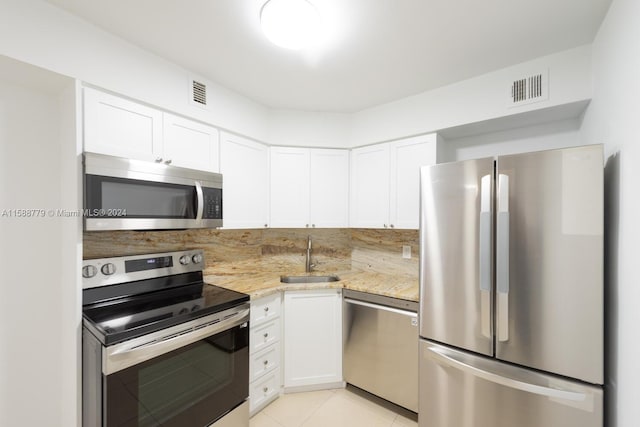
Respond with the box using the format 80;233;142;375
280;275;340;284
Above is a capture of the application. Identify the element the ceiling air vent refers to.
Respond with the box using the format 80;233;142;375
509;70;548;107
192;80;207;106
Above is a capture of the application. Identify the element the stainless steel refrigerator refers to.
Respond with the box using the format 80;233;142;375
418;145;604;427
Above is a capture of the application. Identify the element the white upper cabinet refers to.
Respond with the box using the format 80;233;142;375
351;134;439;229
270;147;311;228
84;87;162;161
220;132;269;229
389;135;438;229
309;149;350;228
350;143;391;228
163;113;219;172
84;88;219;172
270;147;349;228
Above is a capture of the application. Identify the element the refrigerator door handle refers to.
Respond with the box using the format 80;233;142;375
496;173;510;342
426;345;587;402
479;174;492;338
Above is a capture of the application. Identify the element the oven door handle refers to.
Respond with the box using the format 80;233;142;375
104;307;250;375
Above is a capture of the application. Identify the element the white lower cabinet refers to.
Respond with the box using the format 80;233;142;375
250;367;281;412
249;294;282;415
283;289;343;390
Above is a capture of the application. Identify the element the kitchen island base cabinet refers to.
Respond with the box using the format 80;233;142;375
283;289;343;391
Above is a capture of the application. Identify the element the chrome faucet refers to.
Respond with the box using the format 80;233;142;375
305;235;315;273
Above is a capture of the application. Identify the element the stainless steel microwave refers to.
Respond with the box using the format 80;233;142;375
83;153;222;231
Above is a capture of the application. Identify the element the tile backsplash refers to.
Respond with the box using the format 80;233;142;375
83;228;419;278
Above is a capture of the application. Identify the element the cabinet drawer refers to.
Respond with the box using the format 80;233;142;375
251;293;281;325
250;319;280;354
250;343;280;382
250;367;280;413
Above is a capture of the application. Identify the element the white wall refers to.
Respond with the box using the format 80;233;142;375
0;0;593;150
580;0;640;425
268;109;351;148
441;118;584;162
350;45;593;146
0;62;80;427
0;0;271;143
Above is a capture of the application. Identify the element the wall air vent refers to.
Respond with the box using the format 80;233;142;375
192;80;207;106
509;70;548;107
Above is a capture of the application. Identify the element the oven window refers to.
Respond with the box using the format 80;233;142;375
106;325;248;427
85;175;197;219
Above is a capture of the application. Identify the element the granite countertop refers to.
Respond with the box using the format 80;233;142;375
204;269;419;302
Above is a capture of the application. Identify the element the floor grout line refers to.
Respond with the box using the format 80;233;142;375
297;389;337;427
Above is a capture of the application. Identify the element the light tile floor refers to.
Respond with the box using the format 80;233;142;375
250;387;418;427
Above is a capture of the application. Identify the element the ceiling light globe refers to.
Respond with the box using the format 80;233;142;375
260;0;322;50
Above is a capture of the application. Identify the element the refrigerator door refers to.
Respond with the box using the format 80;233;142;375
419;158;494;356
495;145;603;384
419;340;603;427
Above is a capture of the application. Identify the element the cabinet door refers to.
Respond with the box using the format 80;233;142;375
269;147;310;228
163;113;219;172
390;134;438;229
220;133;269;228
309;149;349;228
283;289;342;388
350;143;390;228
84;88;162;161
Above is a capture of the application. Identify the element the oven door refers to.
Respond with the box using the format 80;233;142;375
87;307;249;427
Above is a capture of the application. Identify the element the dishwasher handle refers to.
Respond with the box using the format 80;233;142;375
344;297;417;318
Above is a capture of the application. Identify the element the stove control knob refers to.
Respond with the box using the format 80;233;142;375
179;255;191;265
101;263;116;275
191;304;201;312
192;253;203;264
82;265;97;278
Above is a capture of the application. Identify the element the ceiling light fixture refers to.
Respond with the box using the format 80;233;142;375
260;0;323;50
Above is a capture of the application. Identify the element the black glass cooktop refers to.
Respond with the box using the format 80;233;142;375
82;272;249;346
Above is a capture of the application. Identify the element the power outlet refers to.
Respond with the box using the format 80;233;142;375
402;245;411;259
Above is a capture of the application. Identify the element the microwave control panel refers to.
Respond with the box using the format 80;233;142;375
202;188;222;219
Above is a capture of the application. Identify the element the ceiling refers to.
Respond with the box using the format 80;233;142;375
45;0;612;113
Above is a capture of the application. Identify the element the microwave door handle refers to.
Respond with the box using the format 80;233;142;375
195;181;204;220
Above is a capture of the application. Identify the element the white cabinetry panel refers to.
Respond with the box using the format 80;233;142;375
350;134;439;229
309;149;350;228
270;147;349;228
269;147;311;228
220;132;269;228
84;87;162;161
283;289;342;389
350;143;390;228
163;113;219;172
390;134;438;229
249;293;283;415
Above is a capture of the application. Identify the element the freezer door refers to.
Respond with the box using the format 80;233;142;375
495;145;603;384
419;340;603;427
419;158;494;356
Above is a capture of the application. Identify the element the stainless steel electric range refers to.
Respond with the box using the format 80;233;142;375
82;249;250;427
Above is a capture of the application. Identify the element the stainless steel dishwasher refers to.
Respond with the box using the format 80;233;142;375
343;289;419;412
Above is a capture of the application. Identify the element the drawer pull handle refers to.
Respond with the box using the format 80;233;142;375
264;307;269;312
264;333;269;338
263;360;269;365
263;387;268;393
